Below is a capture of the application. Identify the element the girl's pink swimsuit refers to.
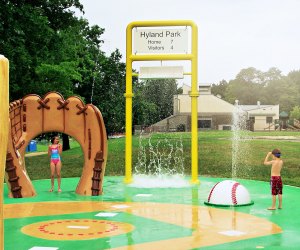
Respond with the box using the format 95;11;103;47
50;145;61;165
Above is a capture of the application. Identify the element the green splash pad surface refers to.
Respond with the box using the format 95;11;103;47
3;176;300;249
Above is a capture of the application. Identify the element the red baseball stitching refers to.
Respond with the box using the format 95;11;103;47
208;182;220;202
231;182;240;205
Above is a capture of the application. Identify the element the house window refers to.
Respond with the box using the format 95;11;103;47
266;117;273;123
249;117;255;123
198;119;211;129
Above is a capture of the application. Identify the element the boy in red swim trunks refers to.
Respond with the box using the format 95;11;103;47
264;149;283;210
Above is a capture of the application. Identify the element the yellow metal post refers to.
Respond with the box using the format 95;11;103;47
125;20;199;184
124;24;134;183
0;55;9;250
190;23;200;184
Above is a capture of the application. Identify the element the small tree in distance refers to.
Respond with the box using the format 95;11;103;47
290;106;300;121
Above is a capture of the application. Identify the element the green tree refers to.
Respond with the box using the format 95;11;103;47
77;49;126;135
224;67;287;106
133;79;180;126
211;79;228;98
236;67;264;84
262;76;298;112
133;81;159;127
287;70;300;104
224;78;262;104
264;67;282;83
1;1;129;134
290;106;300;120
0;0;85;100
34;62;82;96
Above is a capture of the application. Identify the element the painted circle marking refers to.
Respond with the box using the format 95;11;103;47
21;219;134;240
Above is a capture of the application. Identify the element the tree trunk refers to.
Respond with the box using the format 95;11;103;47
62;133;70;151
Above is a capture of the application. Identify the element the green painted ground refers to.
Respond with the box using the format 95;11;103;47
3;176;300;249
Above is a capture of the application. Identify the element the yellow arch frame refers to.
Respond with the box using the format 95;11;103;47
125;20;199;184
0;56;9;250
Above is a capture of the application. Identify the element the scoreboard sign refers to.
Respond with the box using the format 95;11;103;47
134;28;188;54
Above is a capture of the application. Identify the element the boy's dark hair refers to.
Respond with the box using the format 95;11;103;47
272;148;281;158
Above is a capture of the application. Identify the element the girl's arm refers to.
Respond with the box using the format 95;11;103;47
58;144;62;154
48;145;51;157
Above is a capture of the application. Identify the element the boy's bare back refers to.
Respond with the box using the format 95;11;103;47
264;150;283;176
270;159;283;176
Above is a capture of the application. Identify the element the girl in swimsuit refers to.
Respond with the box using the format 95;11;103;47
48;136;62;192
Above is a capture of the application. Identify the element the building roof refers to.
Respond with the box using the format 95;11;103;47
239;105;275;111
179;85;278;116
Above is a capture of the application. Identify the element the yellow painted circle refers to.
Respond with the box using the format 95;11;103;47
21;219;135;240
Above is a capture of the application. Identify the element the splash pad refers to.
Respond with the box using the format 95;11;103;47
129;174;190;188
7;176;300;249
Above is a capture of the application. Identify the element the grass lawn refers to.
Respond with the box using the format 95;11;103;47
25;131;300;187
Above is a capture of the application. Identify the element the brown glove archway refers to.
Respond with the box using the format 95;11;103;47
6;92;107;198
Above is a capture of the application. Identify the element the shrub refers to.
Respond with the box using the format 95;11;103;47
176;124;185;132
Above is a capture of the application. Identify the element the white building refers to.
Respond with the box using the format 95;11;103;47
149;84;279;132
238;102;280;131
173;84;238;130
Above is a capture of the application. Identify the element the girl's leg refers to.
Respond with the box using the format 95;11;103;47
49;162;55;192
56;161;62;192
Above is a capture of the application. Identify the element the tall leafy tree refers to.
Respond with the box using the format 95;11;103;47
224;78;262;105
133;80;159;127
287;70;300;104
1;0;128;134
80;49;126;135
264;67;283;83
133;79;180;126
290;106;300;121
211;79;228;98
223;67;287;106
236;67;264;85
0;0;85;100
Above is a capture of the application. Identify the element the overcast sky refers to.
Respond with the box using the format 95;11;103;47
79;0;300;84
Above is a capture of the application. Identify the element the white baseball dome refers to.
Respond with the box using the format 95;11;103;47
204;180;254;206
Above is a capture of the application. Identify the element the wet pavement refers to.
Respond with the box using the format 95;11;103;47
3;176;300;249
